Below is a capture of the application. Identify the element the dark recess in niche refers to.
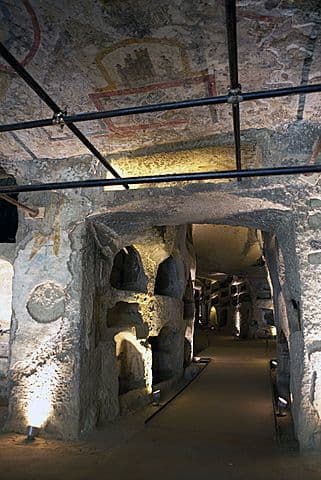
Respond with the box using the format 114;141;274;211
154;255;182;298
0;171;18;243
107;301;143;329
219;308;228;328
110;246;147;292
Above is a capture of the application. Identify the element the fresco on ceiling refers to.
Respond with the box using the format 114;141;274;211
0;0;40;71
0;0;320;161
0;0;40;101
89;38;218;136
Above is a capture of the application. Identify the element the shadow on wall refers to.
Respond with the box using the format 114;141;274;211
110;246;148;293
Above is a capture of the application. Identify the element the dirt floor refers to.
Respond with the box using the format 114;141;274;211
1;334;321;480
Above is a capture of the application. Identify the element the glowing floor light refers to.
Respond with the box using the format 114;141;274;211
270;359;278;369
26;425;39;442
25;363;57;440
152;389;161;406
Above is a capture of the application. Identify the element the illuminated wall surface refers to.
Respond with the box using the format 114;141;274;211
0;261;13;323
105;144;261;188
0;260;13;378
2;0;321;453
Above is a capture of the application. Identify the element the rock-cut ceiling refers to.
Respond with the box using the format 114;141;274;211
0;0;321;169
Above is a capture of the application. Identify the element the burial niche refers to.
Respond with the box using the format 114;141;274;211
115;332;145;395
110;246;147;292
154;255;185;298
107;302;143;329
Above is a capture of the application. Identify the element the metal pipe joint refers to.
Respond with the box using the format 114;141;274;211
227;86;243;105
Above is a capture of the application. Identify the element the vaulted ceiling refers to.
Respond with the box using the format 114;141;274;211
192;224;263;277
1;0;321;168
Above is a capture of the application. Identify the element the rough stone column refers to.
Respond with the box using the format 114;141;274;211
5;191;88;439
293;197;321;450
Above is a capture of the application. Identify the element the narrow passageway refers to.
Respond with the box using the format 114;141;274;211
110;334;281;479
1;334;321;479
101;334;321;480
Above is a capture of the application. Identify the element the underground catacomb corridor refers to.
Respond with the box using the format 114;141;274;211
2;0;321;478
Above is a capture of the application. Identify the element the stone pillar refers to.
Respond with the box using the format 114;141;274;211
5;193;86;439
293;200;321;450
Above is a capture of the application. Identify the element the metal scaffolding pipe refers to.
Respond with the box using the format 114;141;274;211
0;42;127;188
232;103;242;173
0;164;319;194
225;0;239;88
225;0;242;177
2;82;320;135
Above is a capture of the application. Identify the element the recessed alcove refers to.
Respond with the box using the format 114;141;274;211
110;246;147;292
115;332;145;395
154;255;185;298
106;301;143;329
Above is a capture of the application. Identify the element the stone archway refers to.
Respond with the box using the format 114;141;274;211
87;188;300;433
6;183;316;449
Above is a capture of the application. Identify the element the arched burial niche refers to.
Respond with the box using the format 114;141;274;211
0;260;14;400
110;246;147;292
106;301;144;330
154;255;185;298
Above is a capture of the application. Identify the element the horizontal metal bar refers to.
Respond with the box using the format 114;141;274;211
0;164;319;194
242;83;321;101
1;82;321;134
0;94;229;133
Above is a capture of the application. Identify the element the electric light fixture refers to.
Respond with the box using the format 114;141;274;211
277;396;288;416
26;425;39;442
270;359;278;369
152;389;161;406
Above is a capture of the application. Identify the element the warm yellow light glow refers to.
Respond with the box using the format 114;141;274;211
114;331;153;393
104;144;260;190
25;363;57;428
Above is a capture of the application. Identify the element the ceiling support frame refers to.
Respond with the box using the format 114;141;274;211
0;163;319;195
0;42;128;189
1;82;321;134
0;3;321;194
